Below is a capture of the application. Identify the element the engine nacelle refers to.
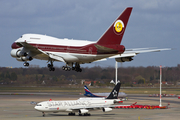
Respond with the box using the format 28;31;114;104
11;49;27;58
115;57;133;62
16;56;33;62
79;109;89;114
102;108;112;112
113;99;121;103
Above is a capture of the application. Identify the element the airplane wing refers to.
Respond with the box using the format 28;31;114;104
109;48;171;62
70;101;136;111
16;42;42;54
16;42;65;62
70;104;123;111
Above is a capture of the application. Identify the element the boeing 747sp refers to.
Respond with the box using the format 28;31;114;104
10;7;170;72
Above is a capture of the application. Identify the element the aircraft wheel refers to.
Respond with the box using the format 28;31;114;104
84;113;90;116
62;66;65;70
52;67;55;71
68;113;75;116
23;62;29;67
49;67;55;71
79;113;82;116
42;112;45;117
64;67;68;71
68;67;71;71
47;64;51;68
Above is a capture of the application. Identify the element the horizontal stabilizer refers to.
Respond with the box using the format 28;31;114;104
109;48;171;60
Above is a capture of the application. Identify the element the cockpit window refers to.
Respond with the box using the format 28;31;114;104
36;104;42;106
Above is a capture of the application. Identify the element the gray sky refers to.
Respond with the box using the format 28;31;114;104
0;0;179;68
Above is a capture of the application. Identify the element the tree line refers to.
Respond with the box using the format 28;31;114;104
0;64;180;87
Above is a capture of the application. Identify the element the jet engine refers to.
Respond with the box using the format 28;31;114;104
79;109;89;114
102;108;112;112
114;99;121;103
11;49;27;58
16;56;33;61
115;57;133;62
11;49;33;62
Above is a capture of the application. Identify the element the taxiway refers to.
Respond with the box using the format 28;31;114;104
0;92;179;120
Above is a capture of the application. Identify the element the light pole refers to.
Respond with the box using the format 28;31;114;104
115;61;118;85
159;65;162;107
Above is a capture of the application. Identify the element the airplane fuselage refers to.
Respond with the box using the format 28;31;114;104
11;34;125;64
35;98;115;113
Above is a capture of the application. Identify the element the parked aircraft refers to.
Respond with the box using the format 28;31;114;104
84;85;127;99
34;83;123;116
10;7;170;72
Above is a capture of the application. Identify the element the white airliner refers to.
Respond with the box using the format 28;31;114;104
35;83;123;116
10;7;170;72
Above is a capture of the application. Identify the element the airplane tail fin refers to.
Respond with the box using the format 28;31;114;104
106;83;121;99
84;85;95;97
97;7;132;45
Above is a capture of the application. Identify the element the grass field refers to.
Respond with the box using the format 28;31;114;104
0;86;180;95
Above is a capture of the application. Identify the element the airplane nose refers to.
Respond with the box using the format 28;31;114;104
11;42;20;49
34;106;39;110
34;105;43;111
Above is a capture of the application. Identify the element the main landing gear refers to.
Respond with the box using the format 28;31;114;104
62;66;71;71
47;60;55;71
68;112;90;116
62;63;82;72
68;112;75;116
46;61;82;72
79;113;91;116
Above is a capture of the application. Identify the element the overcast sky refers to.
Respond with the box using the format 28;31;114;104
0;0;180;68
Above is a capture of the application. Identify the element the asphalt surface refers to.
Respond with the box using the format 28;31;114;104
0;92;180;120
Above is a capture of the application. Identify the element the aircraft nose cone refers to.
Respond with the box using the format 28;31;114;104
11;42;20;49
34;106;39;111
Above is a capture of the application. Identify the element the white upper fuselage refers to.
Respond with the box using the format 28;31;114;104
16;34;95;47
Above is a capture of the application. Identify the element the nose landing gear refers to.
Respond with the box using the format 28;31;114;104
23;62;29;67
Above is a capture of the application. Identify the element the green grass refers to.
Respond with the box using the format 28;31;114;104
0;86;180;94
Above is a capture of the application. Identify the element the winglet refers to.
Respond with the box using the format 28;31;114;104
106;83;121;99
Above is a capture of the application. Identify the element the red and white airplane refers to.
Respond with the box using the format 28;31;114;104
10;7;170;72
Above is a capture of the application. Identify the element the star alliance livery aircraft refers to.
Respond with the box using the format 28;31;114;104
35;83;122;116
10;7;170;72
